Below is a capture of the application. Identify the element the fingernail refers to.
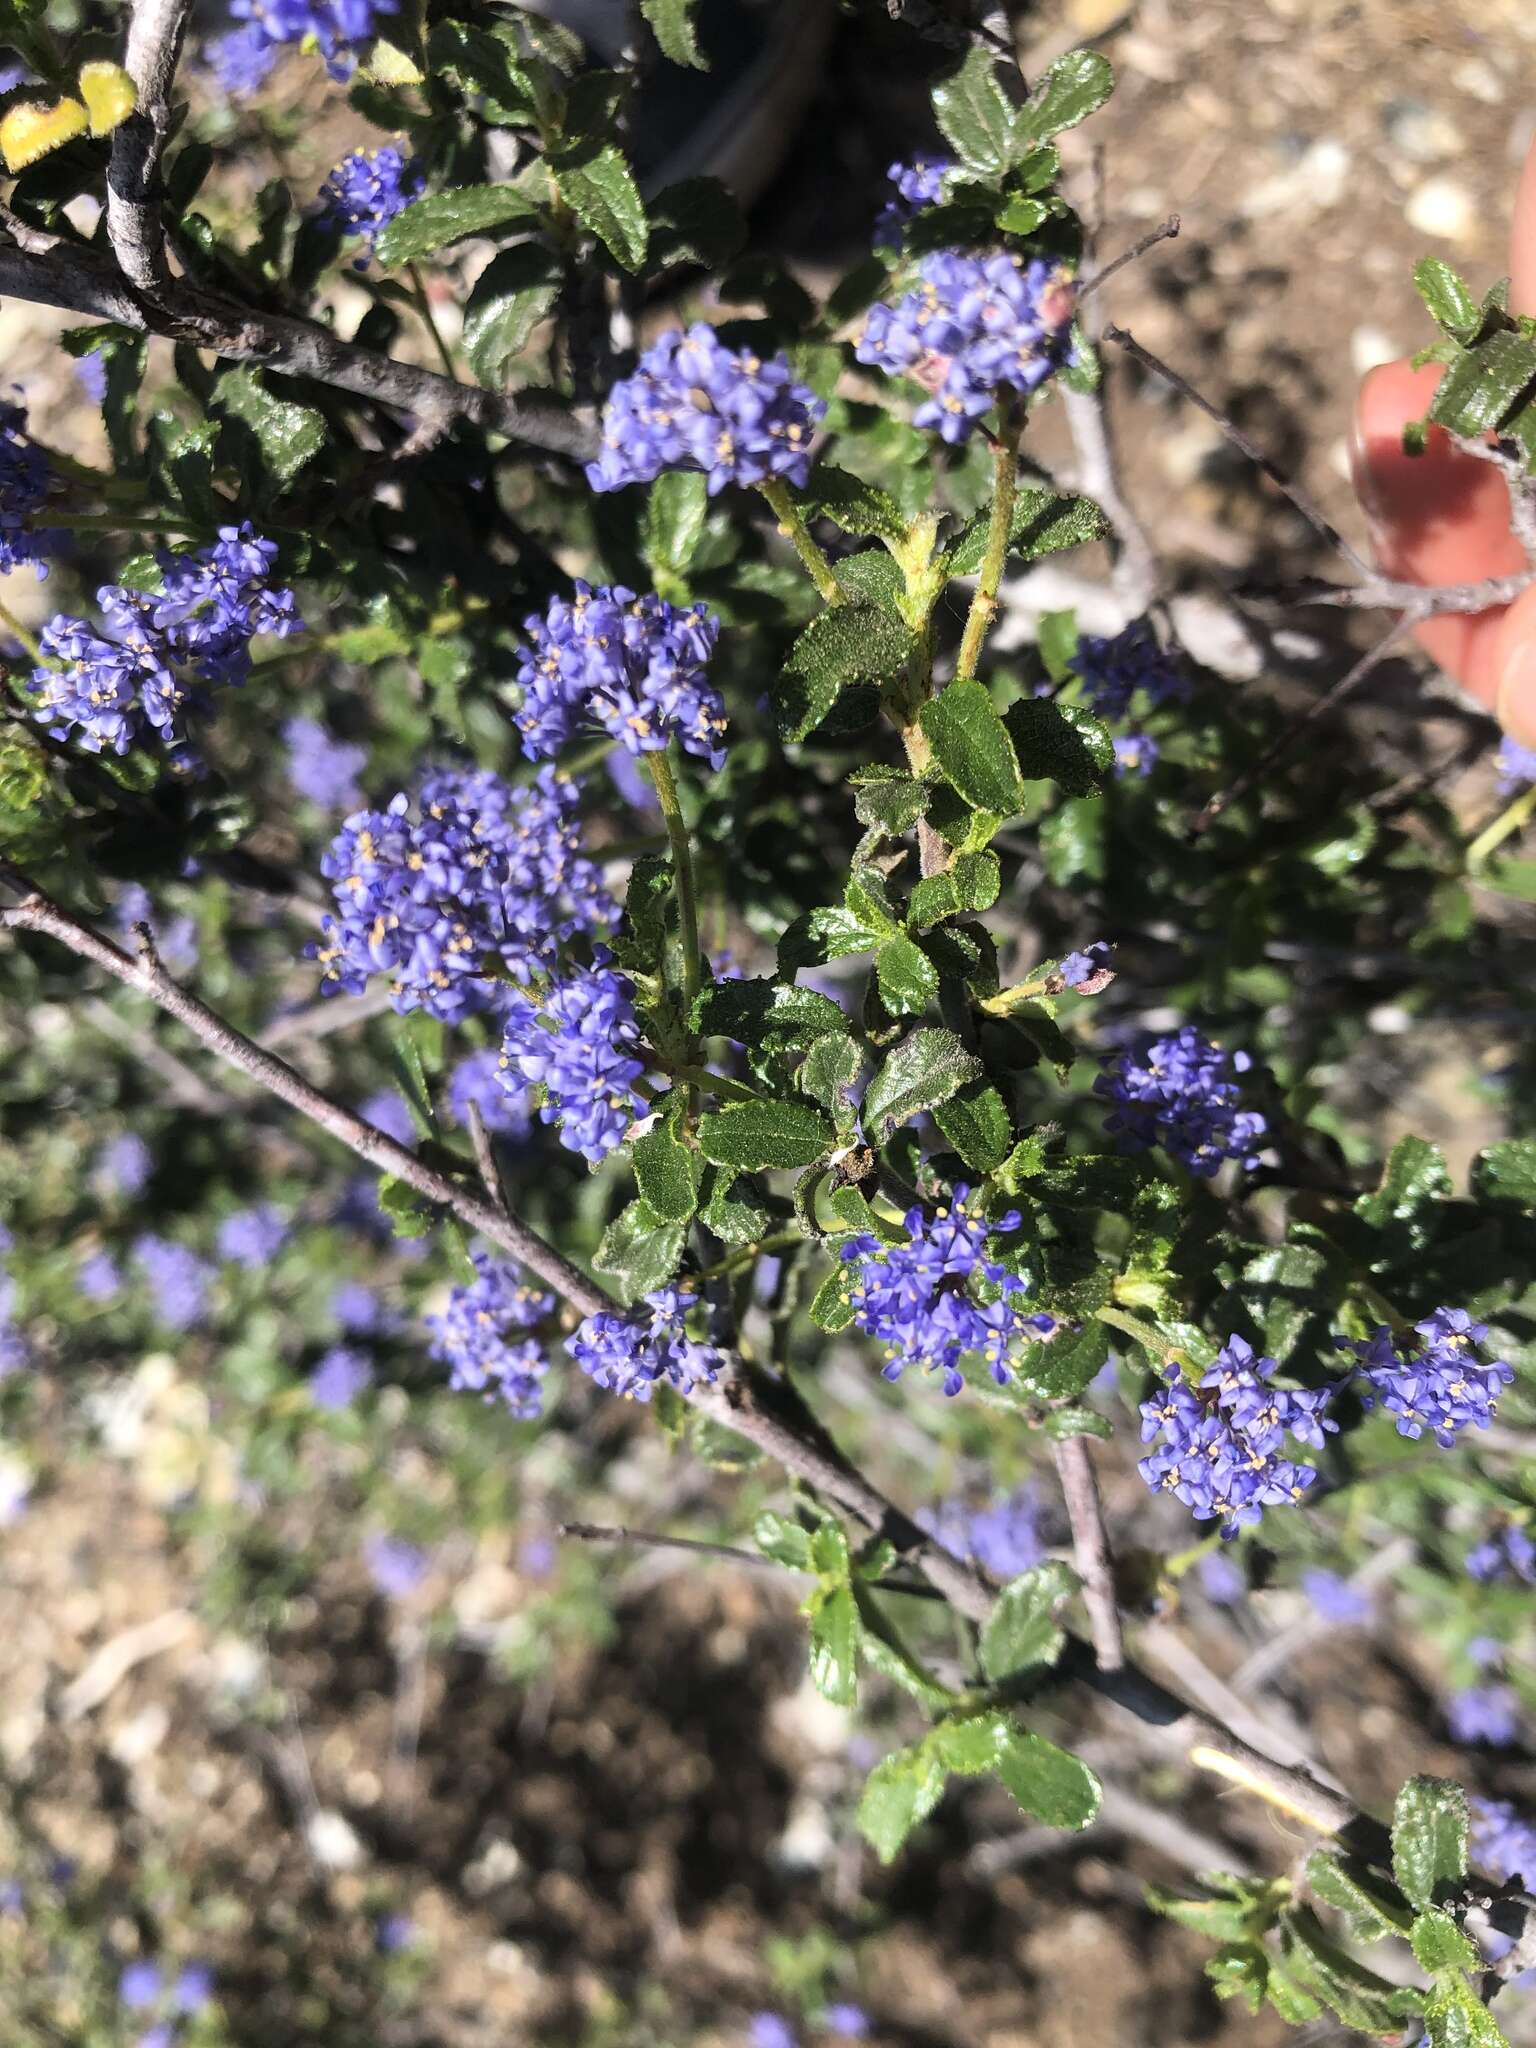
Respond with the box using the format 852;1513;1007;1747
1497;638;1536;747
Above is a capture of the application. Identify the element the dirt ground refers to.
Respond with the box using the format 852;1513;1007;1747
3;3;1535;2045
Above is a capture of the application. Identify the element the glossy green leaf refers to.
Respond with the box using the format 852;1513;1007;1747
215;368;325;486
697;1099;835;1171
642;469;710;579
980;1560;1075;1684
805;465;906;544
631;1110;702;1222
1423;1979;1508;2048
851;768;928;837
774;602;912;742
857;1743;947;1862
920;678;1025;818
1413;257;1480;342
699;1171;771;1246
647;175;747;268
374;184;539;266
1017;47;1115;144
1004;697;1113;794
945;488;1108;577
754;1509;813;1570
994;1725;1101;1828
1304;1850;1411;1941
554;144;648;270
640;0;706;67
862;1028;982;1142
876;935;939;1017
1471;1138;1536;1209
1428;329;1536;437
807;1584;859;1705
462;244;560;385
1411;1910;1480;1976
693;978;849;1059
1392;1776;1469;1911
934;1084;1013;1173
593;1198;686;1303
931;47;1018;176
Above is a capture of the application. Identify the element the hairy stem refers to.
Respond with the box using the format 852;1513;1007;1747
1467;780;1536;871
407;263;458;381
757;478;845;607
956;423;1020;676
0;599;44;665
646;747;702;1021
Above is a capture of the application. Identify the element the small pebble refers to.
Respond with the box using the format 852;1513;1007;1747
1382;99;1464;165
1243;139;1351;220
1452;57;1505;106
1405;175;1476;243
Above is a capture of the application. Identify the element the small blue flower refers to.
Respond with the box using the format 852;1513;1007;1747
1338;1310;1513;1449
1057;942;1113;991
1112;732;1159;778
219;0;397;81
875;156;950;246
569;1286;723;1401
78;1251;121;1302
499;954;647;1164
1495;736;1536;795
216;1204;288;1269
426;1251;552;1419
1471;1797;1536;1885
1467;1525;1536;1584
1069;621;1189;721
317;146;422;264
748;2013;796;2048
365;1534;429;1599
119;1960;163;2009
0;399;57;579
1096;1026;1267;1178
132;1236;214;1332
447;1048;530;1140
1299;1568;1372;1626
921;1484;1043;1578
1447;1684;1520;1748
284;717;368;810
310;1346;374;1409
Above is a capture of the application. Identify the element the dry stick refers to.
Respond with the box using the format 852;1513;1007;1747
107;0;194;294
0;867;1380;1847
1051;1436;1125;1672
1075;215;1181;306
1103;324;1375;581
1296;569;1536;615
560;1518;945;1599
1190;619;1413;834
0;238;598;465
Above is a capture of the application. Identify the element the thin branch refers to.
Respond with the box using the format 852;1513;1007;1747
1052;1436;1125;1672
1076;216;1180;305
1062;383;1159;614
463;1096;510;1218
1190;620;1413;835
0;238;598;465
1103;324;1375;580
1288;569;1536;616
107;0;194;294
559;1518;946;1598
0;862;1390;1848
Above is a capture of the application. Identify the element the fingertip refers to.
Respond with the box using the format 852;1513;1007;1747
1494;583;1536;745
1510;131;1536;318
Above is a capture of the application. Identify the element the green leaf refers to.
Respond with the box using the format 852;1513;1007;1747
699;1171;771;1246
1428;329;1536;437
615;853;671;972
1304;1850;1412;1941
1411;1910;1480;1975
374;183;539;266
640;0;706;67
754;1509;813;1570
996;192;1049;234
857;1744;947;1862
425;22;537;122
774;602;912;742
697;1099;835;1172
920;678;1025;818
641;470;710;580
930;1711;1008;1774
980;1561;1075;1684
1004;698;1113;795
1392;1776;1469;1911
805;466;906;544
807;1584;859;1705
1472;1138;1536;1209
1356;1135;1451;1249
593;1198;686;1303
1237;1244;1331;1363
800;1033;863;1116
376;1174;431;1238
631;1110;703;1222
876;936;939;1017
934;1084;1013;1173
1018;48;1115;144
810;1519;851;1581
1424;1979;1509;2048
931;47;1018;176
851;768;928;837
1414;258;1481;343
994;1725;1101;1829
862;1028;982;1142
462;243;560;386
693;978;849;1061
907;849;1002;929
647;175;746;268
809;1261;856;1331
945;488;1107;578
778;904;888;972
553;144;648;270
214;368;325;487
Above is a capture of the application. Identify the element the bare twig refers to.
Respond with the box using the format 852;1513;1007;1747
1448;432;1536;560
1104;324;1375;581
1076;216;1180;305
1230;1538;1414;1696
1286;569;1536;616
1052;1436;1125;1672
107;0;194;294
560;1520;796;1570
0;238;598;465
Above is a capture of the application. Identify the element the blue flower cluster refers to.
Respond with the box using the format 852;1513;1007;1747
208;0;395;89
447;1047;530;1139
498;953;647;1163
1136;1335;1335;1538
1340;1308;1513;1448
284;716;368;810
1300;1567;1373;1625
215;1205;288;1269
1112;732;1159;778
1467;1524;1536;1584
311;765;615;1020
30;524;302;764
1472;1797;1536;1886
1057;941;1113;992
569;1285;722;1400
1068;620;1189;722
839;1187;1054;1397
118;1956;214;2048
514;582;726;770
1447;1683;1519;1748
1496;736;1536;794
874;156;951;247
1096;1026;1268;1178
132;1235;214;1332
856;251;1077;444
309;1345;373;1409
317;146;421;263
586;324;825;495
0;400;55;577
920;1482;1043;1578
425;1251;553;1419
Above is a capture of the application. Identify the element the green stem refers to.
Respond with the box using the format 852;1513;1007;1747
757;479;844;607
955;423;1020;678
0;599;44;665
980;972;1054;1015
645;747;702;1019
1467;780;1536;871
408;263;458;380
699;1228;802;1282
662;1061;759;1104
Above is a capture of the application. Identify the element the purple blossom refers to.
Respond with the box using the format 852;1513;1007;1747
1069;621;1189;722
98;1133;153;1198
1339;1309;1513;1449
1467;1526;1536;1584
74;354;108;404
1299;1568;1373;1626
204;22;278;93
119;1961;163;2009
331;1281;389;1335
0;399;56;578
1471;1798;1536;1886
216;1204;288;1268
136;2028;174;2048
375;1913;416;1953
284;717;367;810
749;2019;796;2048
78;1251;121;1301
921;1484;1043;1578
499;953;647;1163
839;1186;1053;1396
133;1236;214;1332
875;156;950;246
569;1286;723;1401
221;0;397;80
1112;732;1159;778
360;1089;415;1147
1496;736;1536;795
172;1964;214;2014
425;1251;553;1419
309;1345;374;1409
317;146;422;263
824;2007;869;2039
1198;1551;1246;1605
365;1533;429;1599
1057;942;1114;992
855;251;1076;442
1447;1684;1519;1747
1136;1336;1332;1539
514;582;725;770
30;524;302;765
311;764;615;1020
447;1048;530;1139
1096;1026;1267;1178
587;324;825;495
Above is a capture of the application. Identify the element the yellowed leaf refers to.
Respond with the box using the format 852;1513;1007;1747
0;96;89;173
367;38;424;85
77;60;138;137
